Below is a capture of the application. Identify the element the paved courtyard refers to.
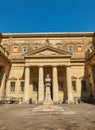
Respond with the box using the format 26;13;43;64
0;103;95;130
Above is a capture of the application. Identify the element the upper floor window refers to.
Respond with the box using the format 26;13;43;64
72;81;76;91
10;82;15;92
13;46;18;52
22;47;27;53
34;46;38;51
77;46;82;52
68;46;73;53
57;45;62;50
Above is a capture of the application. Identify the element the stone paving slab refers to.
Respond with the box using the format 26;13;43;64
0;103;95;130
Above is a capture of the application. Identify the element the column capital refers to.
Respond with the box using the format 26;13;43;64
52;65;58;68
38;65;44;68
25;66;30;68
66;65;71;68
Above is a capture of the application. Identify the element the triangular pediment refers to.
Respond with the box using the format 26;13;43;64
24;45;72;58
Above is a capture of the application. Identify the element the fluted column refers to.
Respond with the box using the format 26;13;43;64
53;66;58;103
0;71;6;100
24;67;30;103
38;66;44;103
66;66;73;103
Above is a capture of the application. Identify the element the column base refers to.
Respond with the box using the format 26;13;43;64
37;100;43;104
0;97;3;101
68;100;74;104
53;100;59;104
23;99;29;104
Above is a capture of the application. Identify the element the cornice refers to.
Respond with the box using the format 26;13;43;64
1;32;94;38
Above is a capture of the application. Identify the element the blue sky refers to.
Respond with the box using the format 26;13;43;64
0;0;95;33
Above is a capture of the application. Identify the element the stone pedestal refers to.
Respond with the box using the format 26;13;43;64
43;82;53;105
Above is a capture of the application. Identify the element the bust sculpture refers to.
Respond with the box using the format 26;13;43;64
45;74;51;83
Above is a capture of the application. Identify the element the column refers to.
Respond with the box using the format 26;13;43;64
38;66;44;103
24;67;30;103
0;71;6;100
66;66;73;103
53;66;58;103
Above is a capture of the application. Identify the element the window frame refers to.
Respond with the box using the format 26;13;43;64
22;46;27;53
68;45;73;53
10;81;15;93
34;46;39;51
13;46;18;52
77;45;83;52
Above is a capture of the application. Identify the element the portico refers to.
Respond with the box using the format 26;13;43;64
24;45;73;104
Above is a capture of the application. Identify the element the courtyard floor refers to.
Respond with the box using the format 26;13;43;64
0;103;95;130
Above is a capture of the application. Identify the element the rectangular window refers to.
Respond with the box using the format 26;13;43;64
57;45;62;50
72;81;76;91
68;46;73;53
81;80;86;92
33;82;38;91
13;46;18;52
34;46;38;51
10;82;15;92
58;82;63;91
20;81;24;92
22;47;27;53
77;46;82;52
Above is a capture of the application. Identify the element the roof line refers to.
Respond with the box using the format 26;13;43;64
1;32;94;38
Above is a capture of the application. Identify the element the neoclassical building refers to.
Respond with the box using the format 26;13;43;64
0;32;95;104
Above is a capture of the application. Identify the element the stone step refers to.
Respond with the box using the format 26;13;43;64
32;111;75;115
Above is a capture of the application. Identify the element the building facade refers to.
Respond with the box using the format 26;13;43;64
0;32;95;104
85;47;95;102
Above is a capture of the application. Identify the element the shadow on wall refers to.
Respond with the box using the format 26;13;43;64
81;34;95;104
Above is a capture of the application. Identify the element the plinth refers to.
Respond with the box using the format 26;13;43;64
43;82;53;105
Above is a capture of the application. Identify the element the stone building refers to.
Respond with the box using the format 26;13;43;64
85;46;95;102
0;33;11;101
0;32;95;104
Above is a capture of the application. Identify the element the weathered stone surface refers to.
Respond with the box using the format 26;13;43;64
0;103;95;130
0;32;95;103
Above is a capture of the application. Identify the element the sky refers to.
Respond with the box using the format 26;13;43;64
0;0;95;33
